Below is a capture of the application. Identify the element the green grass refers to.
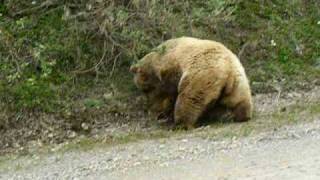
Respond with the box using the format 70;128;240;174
233;1;320;91
195;102;320;141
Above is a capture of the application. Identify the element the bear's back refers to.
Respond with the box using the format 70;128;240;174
160;37;234;71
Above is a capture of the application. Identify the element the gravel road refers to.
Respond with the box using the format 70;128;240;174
1;118;320;180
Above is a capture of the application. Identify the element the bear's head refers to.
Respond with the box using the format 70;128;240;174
130;52;161;94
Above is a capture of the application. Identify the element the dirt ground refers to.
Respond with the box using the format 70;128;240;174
0;86;319;180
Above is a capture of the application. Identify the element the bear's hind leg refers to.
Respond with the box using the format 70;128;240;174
174;87;223;129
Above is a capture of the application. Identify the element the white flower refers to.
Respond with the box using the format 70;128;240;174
317;21;320;25
31;1;36;5
271;39;277;47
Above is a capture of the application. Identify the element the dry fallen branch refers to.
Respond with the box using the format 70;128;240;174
238;41;250;61
12;0;61;17
109;52;122;78
71;41;108;75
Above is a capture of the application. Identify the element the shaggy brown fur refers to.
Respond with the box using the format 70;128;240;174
130;37;253;129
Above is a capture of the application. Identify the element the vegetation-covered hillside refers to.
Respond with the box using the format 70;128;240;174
0;0;319;152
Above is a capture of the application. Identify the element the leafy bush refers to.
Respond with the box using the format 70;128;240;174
234;1;320;87
0;0;319;112
0;3;102;111
63;0;237;64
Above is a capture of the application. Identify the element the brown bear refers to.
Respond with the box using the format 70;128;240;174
130;37;253;129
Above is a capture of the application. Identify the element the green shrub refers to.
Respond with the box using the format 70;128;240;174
0;0;319;112
0;6;88;111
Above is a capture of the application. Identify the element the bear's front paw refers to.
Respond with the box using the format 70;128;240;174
157;112;174;126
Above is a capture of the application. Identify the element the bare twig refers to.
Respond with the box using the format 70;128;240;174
10;50;21;73
71;41;107;75
184;0;193;36
12;0;60;17
104;32;127;52
109;52;122;78
238;41;250;60
274;85;282;112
